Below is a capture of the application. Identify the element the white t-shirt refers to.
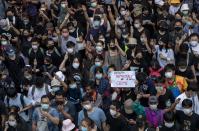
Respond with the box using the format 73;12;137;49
28;85;51;104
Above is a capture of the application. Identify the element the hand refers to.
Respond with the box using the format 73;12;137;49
64;52;68;60
57;105;64;112
115;39;119;47
175;98;181;104
107;6;111;12
5;121;9;130
192;12;197;20
123;61;131;69
41;110;49;117
82;5;87;12
33;59;37;66
54;73;62;81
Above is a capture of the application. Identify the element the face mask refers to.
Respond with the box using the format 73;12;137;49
69;83;77;89
99;38;105;42
91;2;97;7
77;43;84;50
165;122;174;128
183;108;192;115
96;73;102;79
61;3;66;8
156;86;163;92
72;63;79;69
182;10;189;15
95;62;101;67
67;48;74;53
83;104;92;110
110;109;117;116
128;44;136;49
7;16;13;21
52;87;60;92
23;19;29;25
165;72;173;78
110;46;116;50
1;40;8;45
24;74;32;80
190;41;198;47
32;45;38;50
120;10;126;16
93;20;100;28
134;23;141;28
175;26;182;31
96;46;103;52
41;104;49;110
186;21;192;26
122;34;128;39
117;20;124;26
81;126;88;131
149;104;157;110
8;120;17;127
69;28;75;33
140;37;145;43
159;27;166;32
47;45;54;50
179;67;187;72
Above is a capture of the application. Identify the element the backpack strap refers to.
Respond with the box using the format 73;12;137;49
45;84;49;94
28;48;32;56
83;109;89;118
20;94;25;108
54;48;61;57
40;48;44;55
6;96;9;107
58;35;62;47
31;86;36;100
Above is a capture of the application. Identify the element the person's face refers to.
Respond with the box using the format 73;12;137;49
73;58;80;64
7;11;13;17
41;98;50;105
85;86;92;94
55;95;64;103
110;105;117;111
8;115;16;122
62;29;69;38
81;120;89;129
32;42;39;47
190;36;199;42
186;90;194;98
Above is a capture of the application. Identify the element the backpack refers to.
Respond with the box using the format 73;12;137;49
31;84;50;100
6;94;25;108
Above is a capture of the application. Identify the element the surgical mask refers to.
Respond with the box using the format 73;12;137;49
134;23;141;28
1;40;8;45
61;3;66;8
72;63;79;69
8;120;17;127
117;20;124;26
96;73;102;79
190;41;198;47
165;122;174;128
95;62;101;67
179;67;187;72
32;45;38;50
41;104;49;110
165;72;173;78
23;19;29;25
120;10;126;16
183;108;192;115
69;83;77;89
52;87;60;92
149;104;157;110
99;38;105;42
77;43;84;50
24;74;32;80
110;109;117;116
96;46;103;52
81;126;88;131
67;48;74;53
91;2;97;7
93;20;100;27
83;104;92;110
182;10;189;15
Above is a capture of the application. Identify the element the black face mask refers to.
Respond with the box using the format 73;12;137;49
175;26;182;31
136;120;144;128
47;45;54;50
7;16;13;21
56;101;64;105
45;63;51;67
159;27;167;32
110;46;116;50
128;44;136;49
136;58;142;63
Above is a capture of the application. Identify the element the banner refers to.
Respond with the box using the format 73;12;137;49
110;71;136;88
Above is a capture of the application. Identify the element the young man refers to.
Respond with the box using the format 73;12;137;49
78;95;107;131
32;95;59;131
106;101;131;131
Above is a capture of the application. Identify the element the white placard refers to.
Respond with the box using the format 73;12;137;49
110;71;136;88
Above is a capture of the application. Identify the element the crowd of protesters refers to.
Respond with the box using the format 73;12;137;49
0;0;199;131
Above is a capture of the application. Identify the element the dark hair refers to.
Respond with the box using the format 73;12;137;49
55;90;65;97
31;37;39;43
182;99;192;108
94;67;103;74
67;41;75;48
136;72;147;83
95;55;104;61
111;100;121;110
8;112;20;122
44;56;52;63
61;26;68;31
164;64;175;72
179;43;189;53
189;33;199;40
150;60;161;69
187;82;198;91
85;81;95;90
35;77;44;87
82;95;93;102
81;117;95;129
41;95;49;101
108;65;116;71
154;76;165;83
163;111;175;122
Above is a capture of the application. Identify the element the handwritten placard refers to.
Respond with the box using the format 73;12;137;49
110;71;136;88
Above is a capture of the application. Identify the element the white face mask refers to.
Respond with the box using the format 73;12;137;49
95;73;102;79
67;48;74;53
69;83;77;89
95;62;101;67
149;104;158;110
110;109;117;116
190;41;198;47
72;63;79;69
32;45;38;50
183;108;192;115
84;104;92;110
165;72;173;78
8;120;17;127
96;46;103;52
120;10;126;16
134;23;141;28
77;43;85;50
165;122;174;128
1;40;8;45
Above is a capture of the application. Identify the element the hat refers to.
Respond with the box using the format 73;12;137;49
155;0;164;6
46;22;54;29
0;19;10;31
124;99;133;114
62;119;75;131
51;78;61;87
55;71;65;81
180;4;189;11
128;37;137;45
170;0;180;4
149;96;158;104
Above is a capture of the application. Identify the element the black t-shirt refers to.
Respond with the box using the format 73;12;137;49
158;124;180;131
121;109;137;122
175;110;199;131
107;114;131;131
158;89;175;109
